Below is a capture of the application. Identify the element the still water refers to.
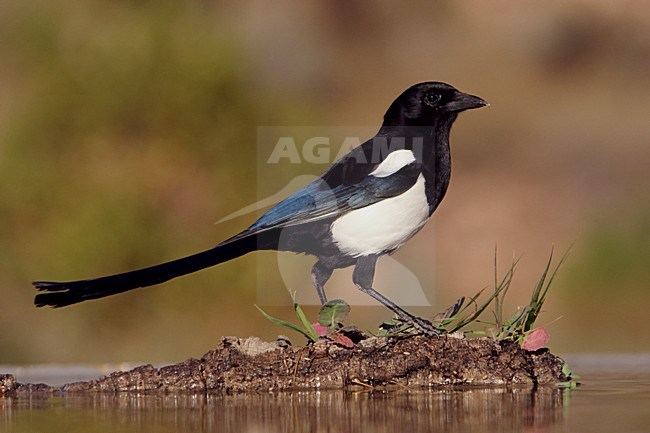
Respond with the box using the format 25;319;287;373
1;355;649;433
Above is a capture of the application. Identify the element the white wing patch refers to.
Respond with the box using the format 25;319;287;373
330;174;430;257
369;149;416;178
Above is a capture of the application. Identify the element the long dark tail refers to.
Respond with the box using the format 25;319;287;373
33;235;260;308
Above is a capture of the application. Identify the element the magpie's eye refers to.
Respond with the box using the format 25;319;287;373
424;92;442;107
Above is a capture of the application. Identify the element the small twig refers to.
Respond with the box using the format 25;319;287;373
350;378;374;389
292;347;307;383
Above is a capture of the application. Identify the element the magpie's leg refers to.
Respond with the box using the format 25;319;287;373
353;254;440;335
311;260;333;304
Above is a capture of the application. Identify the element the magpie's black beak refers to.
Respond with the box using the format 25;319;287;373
446;92;489;112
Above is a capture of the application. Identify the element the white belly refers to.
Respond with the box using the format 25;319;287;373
330;174;430;257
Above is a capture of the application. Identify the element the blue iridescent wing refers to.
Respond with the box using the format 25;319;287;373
232;161;420;240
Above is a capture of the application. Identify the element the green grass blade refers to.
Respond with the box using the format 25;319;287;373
450;255;521;332
494;245;502;328
294;303;319;342
531;248;554;305
454;287;487;317
524;247;570;331
538;247;571;308
255;305;316;342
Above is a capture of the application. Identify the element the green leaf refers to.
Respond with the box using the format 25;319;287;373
562;362;581;379
377;317;411;336
255;305;317;342
294;303;319;342
463;330;487;336
556;381;579;389
318;299;351;329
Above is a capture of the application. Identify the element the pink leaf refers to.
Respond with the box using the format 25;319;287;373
312;323;329;338
521;327;550;351
330;332;355;348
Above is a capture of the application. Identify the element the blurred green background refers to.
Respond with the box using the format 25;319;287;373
1;0;648;364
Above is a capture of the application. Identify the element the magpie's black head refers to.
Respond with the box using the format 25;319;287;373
383;82;488;127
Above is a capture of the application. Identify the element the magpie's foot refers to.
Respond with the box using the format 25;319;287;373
404;315;441;336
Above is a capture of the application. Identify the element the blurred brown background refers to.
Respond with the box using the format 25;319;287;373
1;0;648;364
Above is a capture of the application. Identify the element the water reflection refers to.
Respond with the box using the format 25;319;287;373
2;387;565;433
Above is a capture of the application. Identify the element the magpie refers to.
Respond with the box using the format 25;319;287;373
33;82;487;334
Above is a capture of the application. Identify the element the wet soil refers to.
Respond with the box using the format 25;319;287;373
1;334;567;395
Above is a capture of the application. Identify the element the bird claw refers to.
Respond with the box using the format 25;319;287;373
399;315;441;336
